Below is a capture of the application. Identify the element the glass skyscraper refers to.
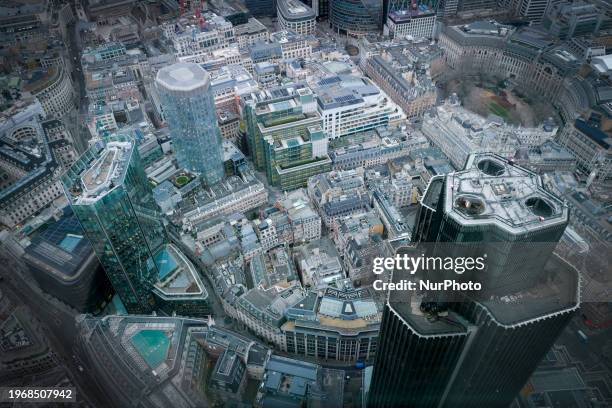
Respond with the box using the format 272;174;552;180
156;62;224;186
367;154;580;408
329;0;383;35
61;135;167;314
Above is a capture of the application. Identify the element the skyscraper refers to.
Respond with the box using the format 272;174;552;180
62;135;167;314
367;153;580;408
412;153;569;295
156;62;224;186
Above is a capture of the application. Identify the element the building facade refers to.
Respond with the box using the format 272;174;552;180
156;62;225;185
62;135;167;314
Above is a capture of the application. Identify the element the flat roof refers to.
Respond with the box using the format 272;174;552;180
444;153;568;234
277;0;315;20
156;62;211;93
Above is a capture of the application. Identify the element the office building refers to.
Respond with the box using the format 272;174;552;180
62;135;167;314
329;0;383;36
517;0;552;23
367;250;579;408
256;355;344;408
0;100;64;228
384;7;436;39
439;21;582;100
412;153;569;294
361;41;439;119
244;0;276;17
162;13;235;60
244;86;332;190
156;62;224;186
368;154;579;408
557;118;611;186
77;314;270;407
315;75;404;139
22;208;112;313
277;0;317;36
421;103;557;169
307;169;372;230
542;2;605;39
281;284;382;363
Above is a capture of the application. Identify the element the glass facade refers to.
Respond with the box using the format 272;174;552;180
61;135;167;314
245;91;331;190
329;0;383;35
156;63;224;186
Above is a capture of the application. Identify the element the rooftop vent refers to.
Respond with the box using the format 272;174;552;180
477;158;505;176
455;196;485;215
525;197;554;218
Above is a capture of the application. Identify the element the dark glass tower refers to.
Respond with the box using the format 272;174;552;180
367;153;580;408
62;135;167;314
329;0;383;35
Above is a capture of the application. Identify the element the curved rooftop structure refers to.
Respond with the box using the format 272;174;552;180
277;0;315;22
156;62;211;93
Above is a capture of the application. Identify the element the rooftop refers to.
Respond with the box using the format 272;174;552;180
23;211;94;279
130;329;171;369
71;139;134;204
444;154;568;233
156;62;211;93
277;0;315;21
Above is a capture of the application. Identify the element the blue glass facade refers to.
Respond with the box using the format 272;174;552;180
156;63;224;186
62;135;167;314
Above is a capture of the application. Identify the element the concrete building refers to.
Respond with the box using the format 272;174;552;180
361;40;439;119
162;13;235;60
439;21;582;100
307;169;372;230
557;118;611;186
0;299;58;382
244;85;332;190
277;0;317;36
422;102;557;169
180;171;268;230
384;7;436;39
542;1;606;39
77;314;270;407
22;64;75;118
256;355;344;408
0;100;65;228
281;284;382;363
315;75;404;139
270;30;313;60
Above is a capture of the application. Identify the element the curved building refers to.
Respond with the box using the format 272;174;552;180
277;0;316;36
156;62;224;186
438;21;582;100
329;0;383;36
23;64;75;118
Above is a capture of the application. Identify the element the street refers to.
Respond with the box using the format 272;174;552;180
0;253;110;407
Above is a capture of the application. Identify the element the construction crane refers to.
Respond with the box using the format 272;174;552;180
195;6;206;29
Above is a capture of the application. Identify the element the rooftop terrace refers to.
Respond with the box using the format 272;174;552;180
74;140;133;204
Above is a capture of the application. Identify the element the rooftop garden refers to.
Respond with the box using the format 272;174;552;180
171;171;195;188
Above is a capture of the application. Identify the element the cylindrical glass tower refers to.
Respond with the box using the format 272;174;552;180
156;62;224;186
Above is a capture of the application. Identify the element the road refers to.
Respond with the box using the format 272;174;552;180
63;21;90;153
0;253;109;407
